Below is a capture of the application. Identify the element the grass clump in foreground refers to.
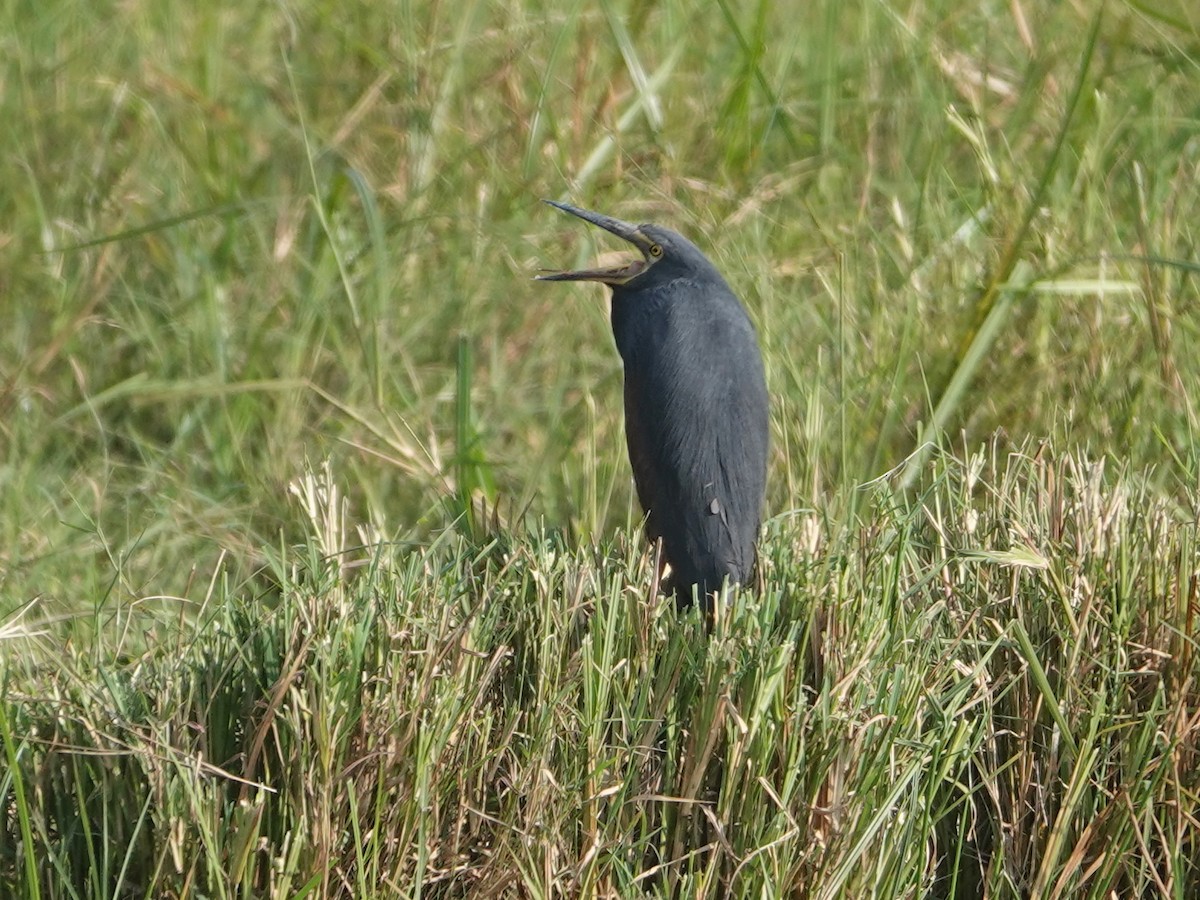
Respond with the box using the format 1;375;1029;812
3;446;1198;898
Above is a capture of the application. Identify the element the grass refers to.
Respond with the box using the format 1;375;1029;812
4;450;1198;896
1;0;1199;896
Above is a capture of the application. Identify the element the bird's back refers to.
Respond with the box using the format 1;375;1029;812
613;274;768;605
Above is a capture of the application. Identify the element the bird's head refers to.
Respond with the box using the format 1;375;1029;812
536;199;712;289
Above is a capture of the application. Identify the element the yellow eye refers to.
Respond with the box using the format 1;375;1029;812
649;244;663;258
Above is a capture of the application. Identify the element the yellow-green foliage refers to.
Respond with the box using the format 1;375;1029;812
2;0;1199;895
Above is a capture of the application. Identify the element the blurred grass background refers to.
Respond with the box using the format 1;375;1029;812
2;0;1200;895
2;0;1196;615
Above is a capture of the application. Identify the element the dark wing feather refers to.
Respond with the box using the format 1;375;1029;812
620;281;768;599
623;375;664;544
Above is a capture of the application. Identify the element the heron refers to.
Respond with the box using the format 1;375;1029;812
537;199;769;609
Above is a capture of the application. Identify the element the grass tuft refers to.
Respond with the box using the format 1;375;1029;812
4;448;1199;896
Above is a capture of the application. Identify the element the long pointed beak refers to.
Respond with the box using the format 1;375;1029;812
536;199;653;284
542;199;644;243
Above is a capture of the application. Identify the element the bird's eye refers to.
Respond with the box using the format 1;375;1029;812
649;244;663;258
